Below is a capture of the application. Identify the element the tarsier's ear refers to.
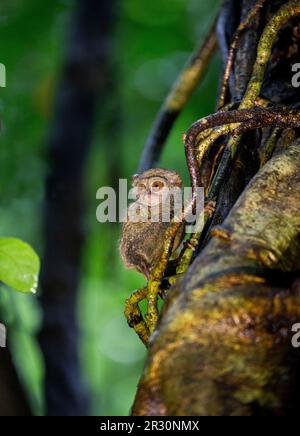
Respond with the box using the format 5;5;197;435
132;174;139;185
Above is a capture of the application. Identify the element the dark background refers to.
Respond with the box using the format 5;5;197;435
0;0;219;415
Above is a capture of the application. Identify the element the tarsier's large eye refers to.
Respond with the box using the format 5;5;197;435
151;180;165;192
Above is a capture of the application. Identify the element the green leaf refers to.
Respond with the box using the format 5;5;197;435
0;238;40;294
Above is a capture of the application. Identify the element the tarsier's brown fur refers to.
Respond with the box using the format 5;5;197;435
120;169;184;279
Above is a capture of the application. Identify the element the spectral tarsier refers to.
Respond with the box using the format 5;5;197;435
120;168;189;346
120;168;184;279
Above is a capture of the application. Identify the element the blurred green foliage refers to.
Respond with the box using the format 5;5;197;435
0;0;220;416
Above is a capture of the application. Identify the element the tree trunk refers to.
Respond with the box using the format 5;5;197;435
38;0;116;416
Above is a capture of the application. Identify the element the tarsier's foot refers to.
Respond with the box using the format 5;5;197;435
124;283;157;346
125;274;182;346
124;287;150;346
